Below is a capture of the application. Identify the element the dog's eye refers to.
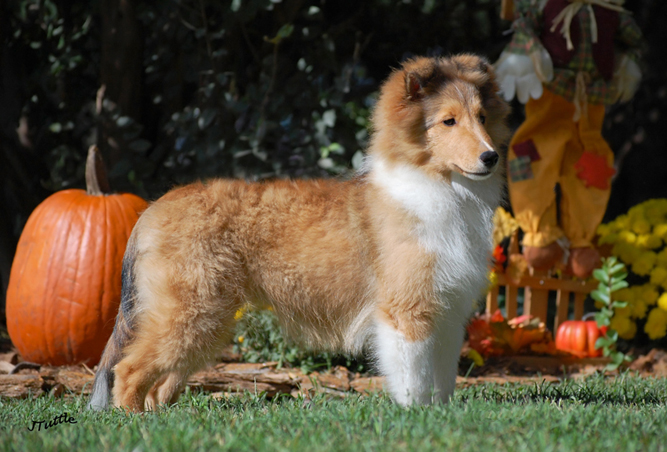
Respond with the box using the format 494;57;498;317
480;115;486;124
443;118;456;126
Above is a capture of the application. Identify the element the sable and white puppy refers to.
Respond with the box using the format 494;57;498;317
88;54;510;412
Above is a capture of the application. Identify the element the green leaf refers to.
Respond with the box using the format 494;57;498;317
606;329;619;342
611;352;625;365
611;272;629;283
611;300;628;309
595;337;612;349
593;268;610;284
609;263;626;274
597;316;611;327
277;24;295;40
591;290;610;304
610;281;629;292
601;307;614;317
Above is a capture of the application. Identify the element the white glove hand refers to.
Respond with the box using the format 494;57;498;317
495;51;550;104
612;55;641;104
529;47;554;84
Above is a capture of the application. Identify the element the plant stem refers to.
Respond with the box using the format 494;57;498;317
85;145;111;195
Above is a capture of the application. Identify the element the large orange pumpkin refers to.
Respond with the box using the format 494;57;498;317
6;146;147;366
555;319;608;358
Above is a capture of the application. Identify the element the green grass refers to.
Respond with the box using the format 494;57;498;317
1;374;666;451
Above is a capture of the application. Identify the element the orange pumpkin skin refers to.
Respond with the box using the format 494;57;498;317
555;320;606;358
6;188;146;366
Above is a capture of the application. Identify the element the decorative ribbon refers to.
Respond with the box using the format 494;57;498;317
550;0;628;51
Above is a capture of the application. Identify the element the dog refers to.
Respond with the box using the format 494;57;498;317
88;54;510;412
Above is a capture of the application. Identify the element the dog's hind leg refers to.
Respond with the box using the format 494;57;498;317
145;370;189;410
112;292;240;413
112;310;238;412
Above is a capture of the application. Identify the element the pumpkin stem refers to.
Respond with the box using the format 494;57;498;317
85;145;111;195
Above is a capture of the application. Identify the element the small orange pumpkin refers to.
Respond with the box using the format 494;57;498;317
6;146;147;366
555;319;607;358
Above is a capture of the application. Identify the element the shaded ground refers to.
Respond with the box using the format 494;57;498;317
2;332;666;402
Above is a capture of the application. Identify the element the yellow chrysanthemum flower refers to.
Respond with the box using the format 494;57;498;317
632;252;658;276
598;233;618;245
614;287;634;303
650;267;667;287
596;223;612;237
640;284;660;305
653;223;667;241
614;301;632;318
610;314;636;340
644;307;667;340
614;214;630;230
234;307;247;321
613;242;641;265
658;293;667;311
644;200;667;225
631;218;651;235
631;299;648;319
618;230;637;244
657;249;667;267
636;234;662;250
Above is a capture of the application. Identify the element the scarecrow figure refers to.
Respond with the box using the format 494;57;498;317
495;0;643;278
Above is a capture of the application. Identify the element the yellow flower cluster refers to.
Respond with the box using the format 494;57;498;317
597;199;667;341
493;207;519;246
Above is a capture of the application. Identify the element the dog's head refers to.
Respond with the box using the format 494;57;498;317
370;54;510;181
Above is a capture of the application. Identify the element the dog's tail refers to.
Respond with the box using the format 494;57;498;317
87;234;139;411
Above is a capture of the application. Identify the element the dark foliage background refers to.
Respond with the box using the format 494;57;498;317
1;0;666;322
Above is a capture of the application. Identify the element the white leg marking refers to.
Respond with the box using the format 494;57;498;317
432;312;466;403
374;321;435;406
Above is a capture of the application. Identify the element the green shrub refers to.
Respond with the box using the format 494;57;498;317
232;308;370;374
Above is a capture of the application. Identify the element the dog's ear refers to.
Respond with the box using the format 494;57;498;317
476;57;491;74
405;72;426;100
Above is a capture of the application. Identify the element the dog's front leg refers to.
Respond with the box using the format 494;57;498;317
431;316;466;403
431;296;471;403
374;319;436;406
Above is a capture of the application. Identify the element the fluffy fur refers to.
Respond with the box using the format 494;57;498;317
88;54;510;412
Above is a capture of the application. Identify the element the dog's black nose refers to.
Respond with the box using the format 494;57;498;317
480;151;499;168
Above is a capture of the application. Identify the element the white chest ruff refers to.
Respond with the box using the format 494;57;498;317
369;157;501;307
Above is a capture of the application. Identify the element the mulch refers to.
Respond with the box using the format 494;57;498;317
1;337;666;401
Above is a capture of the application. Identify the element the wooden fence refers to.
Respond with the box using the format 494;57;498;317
486;269;598;332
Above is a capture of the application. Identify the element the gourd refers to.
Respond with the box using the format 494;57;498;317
555;318;607;358
6;146;147;366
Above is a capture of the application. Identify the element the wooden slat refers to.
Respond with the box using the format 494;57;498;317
524;269;549;323
506;285;518;320
554;290;571;331
486;266;596;332
574;292;586;320
486;285;499;314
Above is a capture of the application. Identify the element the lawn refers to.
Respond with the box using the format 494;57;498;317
1;374;666;452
